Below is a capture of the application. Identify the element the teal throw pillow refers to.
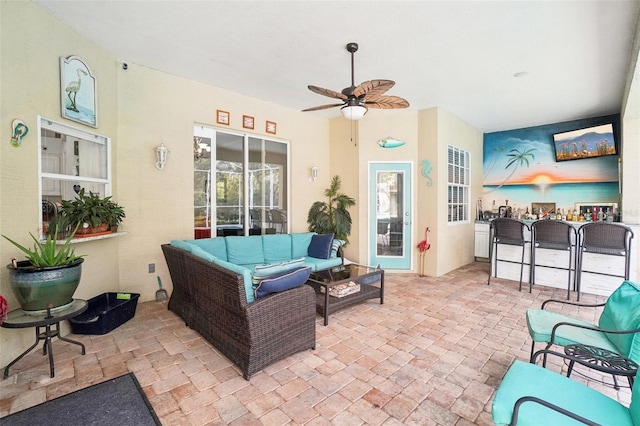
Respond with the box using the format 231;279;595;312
252;258;305;286
308;233;334;259
254;267;311;299
331;239;345;258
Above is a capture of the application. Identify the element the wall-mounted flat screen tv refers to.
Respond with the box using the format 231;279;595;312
552;123;617;162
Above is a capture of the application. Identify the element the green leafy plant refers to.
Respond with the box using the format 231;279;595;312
105;200;126;227
45;213;72;239
307;175;356;244
2;224;84;268
59;188;125;230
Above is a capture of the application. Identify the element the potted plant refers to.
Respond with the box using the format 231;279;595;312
2;225;85;314
45;212;72;240
307;175;356;244
59;189;125;235
104;199;126;232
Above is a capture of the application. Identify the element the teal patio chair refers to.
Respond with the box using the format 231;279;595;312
526;280;640;389
492;356;640;426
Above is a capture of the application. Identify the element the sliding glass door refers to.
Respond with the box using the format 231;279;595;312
193;126;289;238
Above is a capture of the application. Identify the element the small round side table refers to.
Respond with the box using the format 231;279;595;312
565;343;638;390
2;299;87;379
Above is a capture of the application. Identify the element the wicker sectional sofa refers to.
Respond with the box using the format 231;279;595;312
161;232;343;379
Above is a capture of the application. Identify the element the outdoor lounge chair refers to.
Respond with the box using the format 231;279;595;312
526;280;640;389
492;354;640;425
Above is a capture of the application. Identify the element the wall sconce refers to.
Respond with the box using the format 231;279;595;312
155;143;169;170
310;166;319;182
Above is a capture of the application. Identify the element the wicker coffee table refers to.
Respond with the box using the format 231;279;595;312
306;263;384;325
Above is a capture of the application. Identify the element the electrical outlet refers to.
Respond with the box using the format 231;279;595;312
148;263;155;273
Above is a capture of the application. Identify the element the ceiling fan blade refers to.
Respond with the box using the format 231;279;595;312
353;80;395;98
364;95;410;109
302;103;345;112
308;85;348;101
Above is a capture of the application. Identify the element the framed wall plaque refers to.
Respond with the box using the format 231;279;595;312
216;110;230;125
243;115;254;129
60;56;97;128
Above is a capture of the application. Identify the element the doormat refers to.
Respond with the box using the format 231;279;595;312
0;373;160;425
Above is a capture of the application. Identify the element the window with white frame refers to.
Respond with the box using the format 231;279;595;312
39;117;111;237
447;145;470;223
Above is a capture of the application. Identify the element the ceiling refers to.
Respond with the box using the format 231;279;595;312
35;1;640;133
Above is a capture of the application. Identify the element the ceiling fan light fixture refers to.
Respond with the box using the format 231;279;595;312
341;104;367;120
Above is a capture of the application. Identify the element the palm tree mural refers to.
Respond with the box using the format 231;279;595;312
483;146;506;180
484;147;536;194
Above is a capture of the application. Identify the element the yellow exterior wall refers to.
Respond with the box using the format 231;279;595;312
357;110;419;268
4;1;635;372
1;1;120;366
432;108;484;276
0;2;329;367
329;107;482;277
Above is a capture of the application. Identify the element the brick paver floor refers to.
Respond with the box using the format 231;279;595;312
0;261;630;425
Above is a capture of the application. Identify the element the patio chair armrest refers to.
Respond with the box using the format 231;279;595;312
512;396;600;426
541;299;606;310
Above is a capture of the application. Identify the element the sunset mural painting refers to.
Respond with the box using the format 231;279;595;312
482;114;620;218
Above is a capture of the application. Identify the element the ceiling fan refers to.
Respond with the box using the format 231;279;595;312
303;42;410;120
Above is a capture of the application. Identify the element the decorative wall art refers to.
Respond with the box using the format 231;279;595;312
266;121;277;134
10;119;29;147
60;56;97;127
216;110;230;125
243;115;254;130
482;114;620;216
420;159;433;186
377;137;405;148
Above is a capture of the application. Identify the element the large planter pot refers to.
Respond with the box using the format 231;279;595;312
7;258;84;315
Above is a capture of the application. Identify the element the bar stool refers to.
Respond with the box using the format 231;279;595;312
488;218;530;291
530;220;577;299
576;222;634;301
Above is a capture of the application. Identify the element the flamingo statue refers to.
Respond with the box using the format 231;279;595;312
65;68;88;112
417;227;431;277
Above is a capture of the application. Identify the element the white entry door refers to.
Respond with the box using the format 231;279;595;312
369;162;412;269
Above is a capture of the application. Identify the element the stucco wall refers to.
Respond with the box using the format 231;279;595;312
0;1;330;368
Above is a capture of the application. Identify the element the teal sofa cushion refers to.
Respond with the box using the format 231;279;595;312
492;360;633;426
598;281;640;362
254;267;311;299
226;235;264;265
170;239;194;252
211;257;255;304
188;237;228;261
262;234;293;262
190;246;217;262
291;232;316;258
303;256;343;272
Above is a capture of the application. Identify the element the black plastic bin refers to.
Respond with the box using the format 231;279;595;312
69;292;140;335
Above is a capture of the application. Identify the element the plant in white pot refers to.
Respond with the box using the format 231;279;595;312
2;225;85;315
